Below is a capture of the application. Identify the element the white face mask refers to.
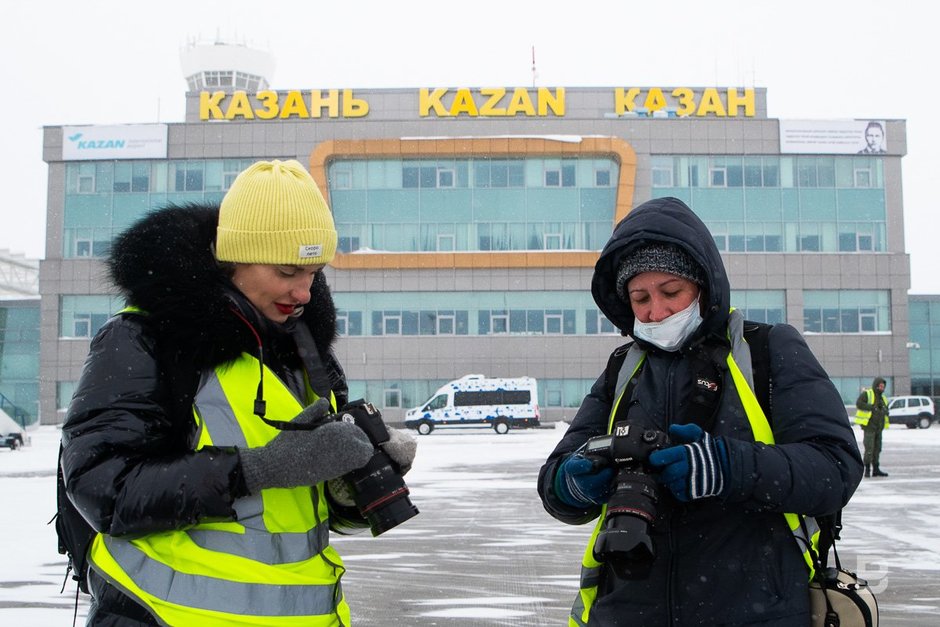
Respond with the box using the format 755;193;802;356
632;297;703;352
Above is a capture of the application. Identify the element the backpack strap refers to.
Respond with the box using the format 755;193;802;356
742;319;773;419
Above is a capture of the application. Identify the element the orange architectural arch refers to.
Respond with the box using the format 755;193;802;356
308;136;636;269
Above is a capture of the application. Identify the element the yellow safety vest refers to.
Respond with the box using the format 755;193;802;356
88;352;349;627
854;388;890;428
569;310;820;626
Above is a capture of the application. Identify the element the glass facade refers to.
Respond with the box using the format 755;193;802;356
651;155;886;253
333;291;614;336
909;297;940;398
328;157;619;253
63;159;263;258
730;290;786;324
0;301;40;426
803;290;890;334
59;295;125;338
46;149;908;419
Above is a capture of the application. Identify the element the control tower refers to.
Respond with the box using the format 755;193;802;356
179;37;275;92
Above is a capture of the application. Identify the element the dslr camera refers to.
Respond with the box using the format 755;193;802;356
580;421;671;579
330;400;420;536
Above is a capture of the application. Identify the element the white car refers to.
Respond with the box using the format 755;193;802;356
887;396;936;429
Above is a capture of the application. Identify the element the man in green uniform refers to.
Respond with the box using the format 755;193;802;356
855;377;890;477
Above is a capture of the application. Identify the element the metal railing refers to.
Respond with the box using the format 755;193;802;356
0;392;28;429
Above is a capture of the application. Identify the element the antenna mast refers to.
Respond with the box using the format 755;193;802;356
531;46;537;87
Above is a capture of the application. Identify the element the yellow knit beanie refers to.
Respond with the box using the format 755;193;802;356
216;159;337;265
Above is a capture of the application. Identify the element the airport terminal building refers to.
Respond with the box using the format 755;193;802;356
37;53;911;424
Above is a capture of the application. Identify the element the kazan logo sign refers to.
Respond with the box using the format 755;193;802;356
62;125;168;161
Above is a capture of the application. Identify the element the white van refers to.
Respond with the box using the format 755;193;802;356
404;375;540;435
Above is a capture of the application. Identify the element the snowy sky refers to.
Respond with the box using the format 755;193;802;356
2;0;938;292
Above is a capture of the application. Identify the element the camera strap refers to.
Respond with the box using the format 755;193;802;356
289;321;335;403
609;320;773;432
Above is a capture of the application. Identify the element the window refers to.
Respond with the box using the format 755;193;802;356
57;381;78;411
132;163;150;192
383;313;402;335
424;394;448;411
336;312;349;336
78;173;95;193
73;315;91;338
652;167;673;187
744;164;763;187
545;312;563;334
224;161;245;189
332;170;352;189
803;291;890;334
544;233;562;250
474;160;524;188
487;312;509;334
437;168;455;188
709;168;727;187
855;168;872;188
454;390;531;406
595;169;611;186
798;162;817;187
60;295;122;338
383;388;401;408
562;163;576;187
545;168;561;187
436;313;455;335
174;165;204;191
338;236;360;253
585;310;618;334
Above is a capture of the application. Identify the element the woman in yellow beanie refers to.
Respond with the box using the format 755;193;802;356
59;160;417;626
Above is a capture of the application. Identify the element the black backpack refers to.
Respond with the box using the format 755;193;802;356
53;316;201;597
53;443;96;595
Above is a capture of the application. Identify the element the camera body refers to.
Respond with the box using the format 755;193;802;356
331;400;419;536
581;421;671;579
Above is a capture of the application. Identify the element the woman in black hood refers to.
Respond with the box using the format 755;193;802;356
538;197;863;625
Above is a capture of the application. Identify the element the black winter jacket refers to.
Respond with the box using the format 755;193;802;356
537;197;863;626
60;204;352;625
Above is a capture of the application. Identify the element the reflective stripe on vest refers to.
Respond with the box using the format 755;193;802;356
569;310;818;626
88;352;349;627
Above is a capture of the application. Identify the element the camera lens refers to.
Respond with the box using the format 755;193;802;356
344;450;420;536
594;469;659;579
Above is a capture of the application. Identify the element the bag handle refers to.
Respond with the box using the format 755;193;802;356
801;516;841;627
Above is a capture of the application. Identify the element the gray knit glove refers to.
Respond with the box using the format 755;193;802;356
382;428;417;474
240;398;374;494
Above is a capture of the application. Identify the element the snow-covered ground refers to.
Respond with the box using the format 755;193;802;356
2;422;939;625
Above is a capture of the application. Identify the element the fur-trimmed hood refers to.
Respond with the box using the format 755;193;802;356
106;203;339;372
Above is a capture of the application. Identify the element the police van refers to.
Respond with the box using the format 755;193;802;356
404;375;540;435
